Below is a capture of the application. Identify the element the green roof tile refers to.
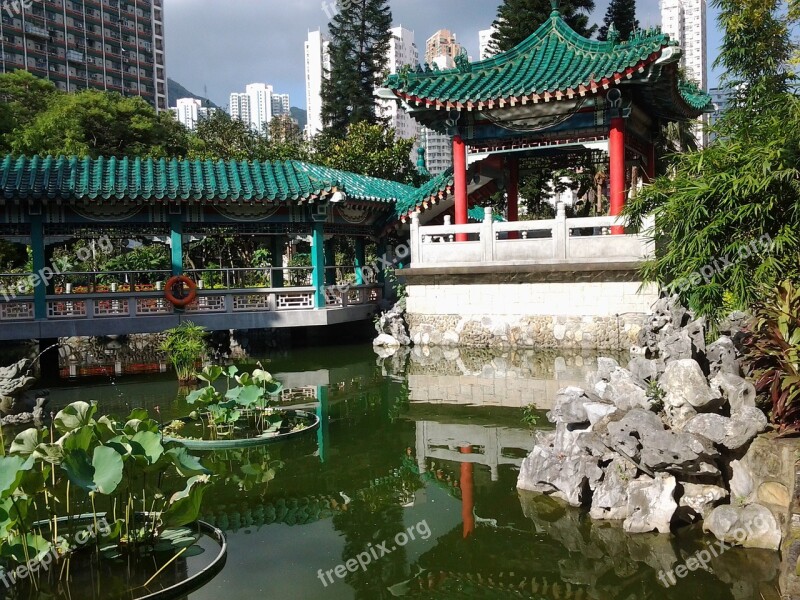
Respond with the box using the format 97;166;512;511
384;14;712;117
0;155;420;206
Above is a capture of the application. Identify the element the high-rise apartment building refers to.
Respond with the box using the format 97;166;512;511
660;0;707;91
425;29;460;65
171;97;216;131
304;29;330;138
377;26;419;143
479;27;496;61
420;54;456;175
271;93;290;117
0;0;168;111
661;0;708;145
229;83;288;134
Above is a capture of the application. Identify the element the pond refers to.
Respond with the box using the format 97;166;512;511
23;343;779;599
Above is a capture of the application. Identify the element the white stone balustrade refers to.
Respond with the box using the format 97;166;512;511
410;204;655;267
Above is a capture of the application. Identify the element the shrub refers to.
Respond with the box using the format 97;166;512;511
741;280;800;434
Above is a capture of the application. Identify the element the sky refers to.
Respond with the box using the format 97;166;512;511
164;0;725;110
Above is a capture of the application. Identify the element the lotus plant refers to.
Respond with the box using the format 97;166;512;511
170;365;284;440
0;401;212;584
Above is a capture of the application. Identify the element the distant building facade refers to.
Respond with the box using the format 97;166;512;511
378;26;420;144
0;0;168;111
304;29;330;138
229;83;289;134
425;29;460;65
661;0;708;145
171;97;216;130
420;54;456;175
708;86;733;141
479;27;497;60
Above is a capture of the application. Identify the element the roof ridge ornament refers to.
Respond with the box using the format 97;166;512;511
454;47;471;73
550;0;561;17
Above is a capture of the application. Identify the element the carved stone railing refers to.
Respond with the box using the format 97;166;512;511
409;204;655;268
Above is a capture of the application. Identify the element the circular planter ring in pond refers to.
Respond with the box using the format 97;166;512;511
32;513;227;600
162;409;320;450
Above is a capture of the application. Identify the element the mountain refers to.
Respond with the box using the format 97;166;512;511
168;78;219;109
290;107;307;130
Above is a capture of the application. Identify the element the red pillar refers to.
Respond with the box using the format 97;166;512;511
460;446;475;539
453;135;468;242
507;158;519;240
609;117;626;235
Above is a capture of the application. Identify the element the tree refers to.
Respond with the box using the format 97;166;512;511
320;0;392;133
10;90;189;158
489;0;596;53
188;111;309;162
311;122;417;184
597;0;639;41
623;0;799;323
0;71;58;151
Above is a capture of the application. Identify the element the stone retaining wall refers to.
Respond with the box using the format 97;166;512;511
406;313;648;351
403;275;659;351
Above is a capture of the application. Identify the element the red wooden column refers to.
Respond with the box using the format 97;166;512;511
460;446;475;539
453;135;469;242
507;157;519;240
609;116;627;235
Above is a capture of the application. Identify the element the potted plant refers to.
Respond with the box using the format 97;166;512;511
160;322;209;383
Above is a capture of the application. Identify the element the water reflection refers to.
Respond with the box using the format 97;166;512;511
35;345;779;599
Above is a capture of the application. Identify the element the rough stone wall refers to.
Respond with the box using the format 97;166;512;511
404;279;657;351
406;313;647;351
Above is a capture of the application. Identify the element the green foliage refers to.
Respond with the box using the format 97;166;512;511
714;0;795;104
187;110;308;162
312;122;417;184
521;404;540;428
103;243;169;273
321;0;392;132
0;71;58;151
0;402;211;576
624;0;800;323
742;280;800;433
597;0;639;41
177;365;284;440
489;0;596;54
160;322;209;383
646;379;666;413
10;90;189;158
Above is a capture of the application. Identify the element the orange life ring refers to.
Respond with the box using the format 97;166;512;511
164;275;197;308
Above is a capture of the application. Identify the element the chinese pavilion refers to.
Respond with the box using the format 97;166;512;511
380;3;714;231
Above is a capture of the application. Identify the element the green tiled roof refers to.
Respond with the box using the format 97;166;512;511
384;12;711;117
393;169;454;221
0;155;418;206
468;207;505;222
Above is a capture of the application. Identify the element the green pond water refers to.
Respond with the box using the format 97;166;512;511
30;344;780;600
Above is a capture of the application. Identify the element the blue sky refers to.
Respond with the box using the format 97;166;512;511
164;0;725;109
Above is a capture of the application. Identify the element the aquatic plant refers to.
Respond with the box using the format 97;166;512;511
0;401;211;585
167;364;287;441
160;321;209;383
